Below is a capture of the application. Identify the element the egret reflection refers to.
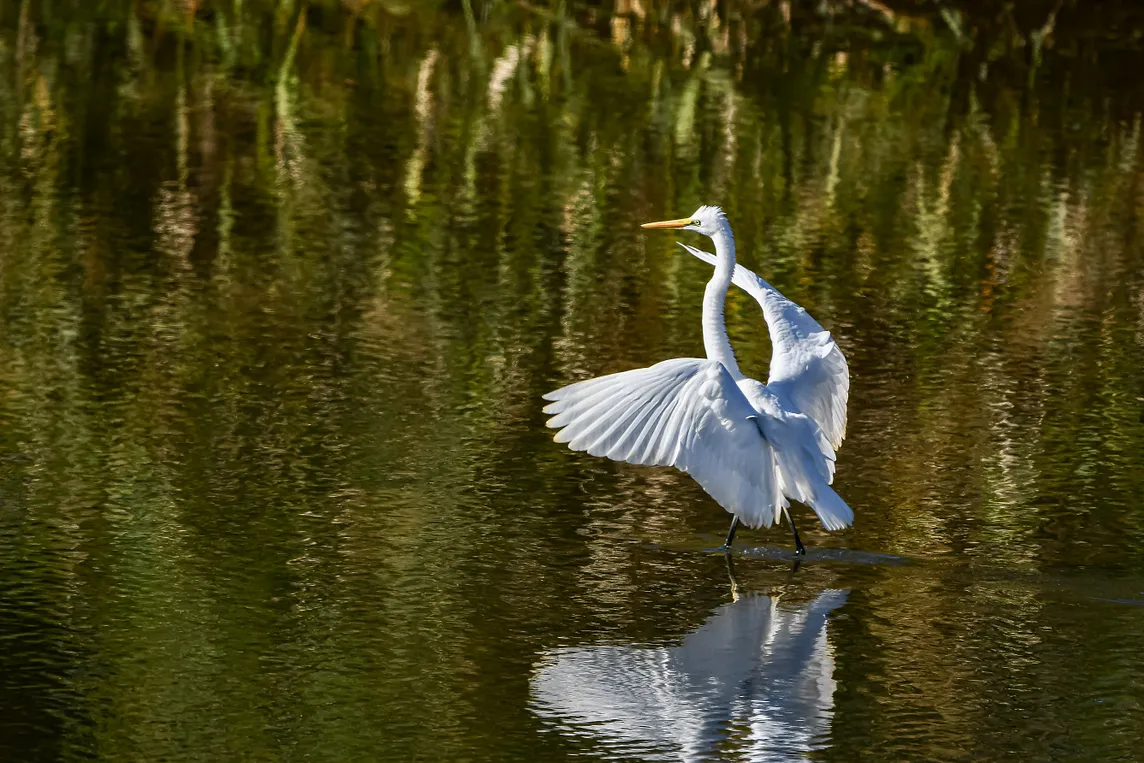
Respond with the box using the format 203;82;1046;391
531;588;848;761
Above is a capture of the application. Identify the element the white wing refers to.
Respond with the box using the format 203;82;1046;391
680;243;850;451
543;358;783;529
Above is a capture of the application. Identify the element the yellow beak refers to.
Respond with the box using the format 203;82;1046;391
641;218;693;229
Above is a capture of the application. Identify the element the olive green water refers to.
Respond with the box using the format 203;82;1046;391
2;2;1144;761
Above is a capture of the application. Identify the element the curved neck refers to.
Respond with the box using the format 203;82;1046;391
702;225;742;379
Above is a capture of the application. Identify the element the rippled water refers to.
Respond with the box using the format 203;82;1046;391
2;2;1144;761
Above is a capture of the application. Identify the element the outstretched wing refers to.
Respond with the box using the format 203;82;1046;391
543;358;783;529
680;243;849;451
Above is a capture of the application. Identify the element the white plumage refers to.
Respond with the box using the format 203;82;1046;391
544;358;783;529
544;206;853;550
678;242;849;452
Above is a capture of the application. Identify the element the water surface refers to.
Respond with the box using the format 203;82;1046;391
1;1;1143;761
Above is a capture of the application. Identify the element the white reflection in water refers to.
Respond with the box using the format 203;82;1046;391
531;589;848;761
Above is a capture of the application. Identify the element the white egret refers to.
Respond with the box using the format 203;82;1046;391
543;206;851;553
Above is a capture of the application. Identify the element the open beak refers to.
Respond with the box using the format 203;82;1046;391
641;218;692;229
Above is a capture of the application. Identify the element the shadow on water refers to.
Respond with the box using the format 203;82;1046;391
731;546;912;567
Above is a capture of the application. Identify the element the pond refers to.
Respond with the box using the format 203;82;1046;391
1;1;1143;760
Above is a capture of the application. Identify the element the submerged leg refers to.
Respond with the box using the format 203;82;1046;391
724;550;740;601
784;508;807;556
722;516;741;550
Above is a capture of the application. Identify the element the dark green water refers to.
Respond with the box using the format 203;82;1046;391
2;1;1144;760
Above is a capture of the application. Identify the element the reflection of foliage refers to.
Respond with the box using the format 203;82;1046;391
0;1;1143;760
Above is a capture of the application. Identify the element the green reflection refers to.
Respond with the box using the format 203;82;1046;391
1;1;1143;761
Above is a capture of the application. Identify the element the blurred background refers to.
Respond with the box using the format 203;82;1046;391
1;1;1143;760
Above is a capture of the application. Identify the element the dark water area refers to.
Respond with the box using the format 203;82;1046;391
2;1;1144;760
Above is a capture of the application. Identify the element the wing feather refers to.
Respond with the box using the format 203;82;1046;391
607;381;680;462
544;358;783;528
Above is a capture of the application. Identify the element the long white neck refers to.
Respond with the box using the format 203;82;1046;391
702;222;742;379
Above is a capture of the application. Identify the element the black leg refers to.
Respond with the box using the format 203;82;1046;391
784;508;807;556
722;516;741;550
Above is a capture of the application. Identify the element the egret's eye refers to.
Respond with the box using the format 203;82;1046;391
691;219;701;226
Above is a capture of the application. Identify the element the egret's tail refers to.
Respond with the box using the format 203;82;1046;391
807;483;853;531
758;409;851;532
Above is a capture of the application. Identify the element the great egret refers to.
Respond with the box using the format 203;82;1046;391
543;206;852;554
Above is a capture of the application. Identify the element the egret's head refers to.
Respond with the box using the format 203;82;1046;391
641;205;729;238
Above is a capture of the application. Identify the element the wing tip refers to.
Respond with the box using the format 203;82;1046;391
677;241;716;261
